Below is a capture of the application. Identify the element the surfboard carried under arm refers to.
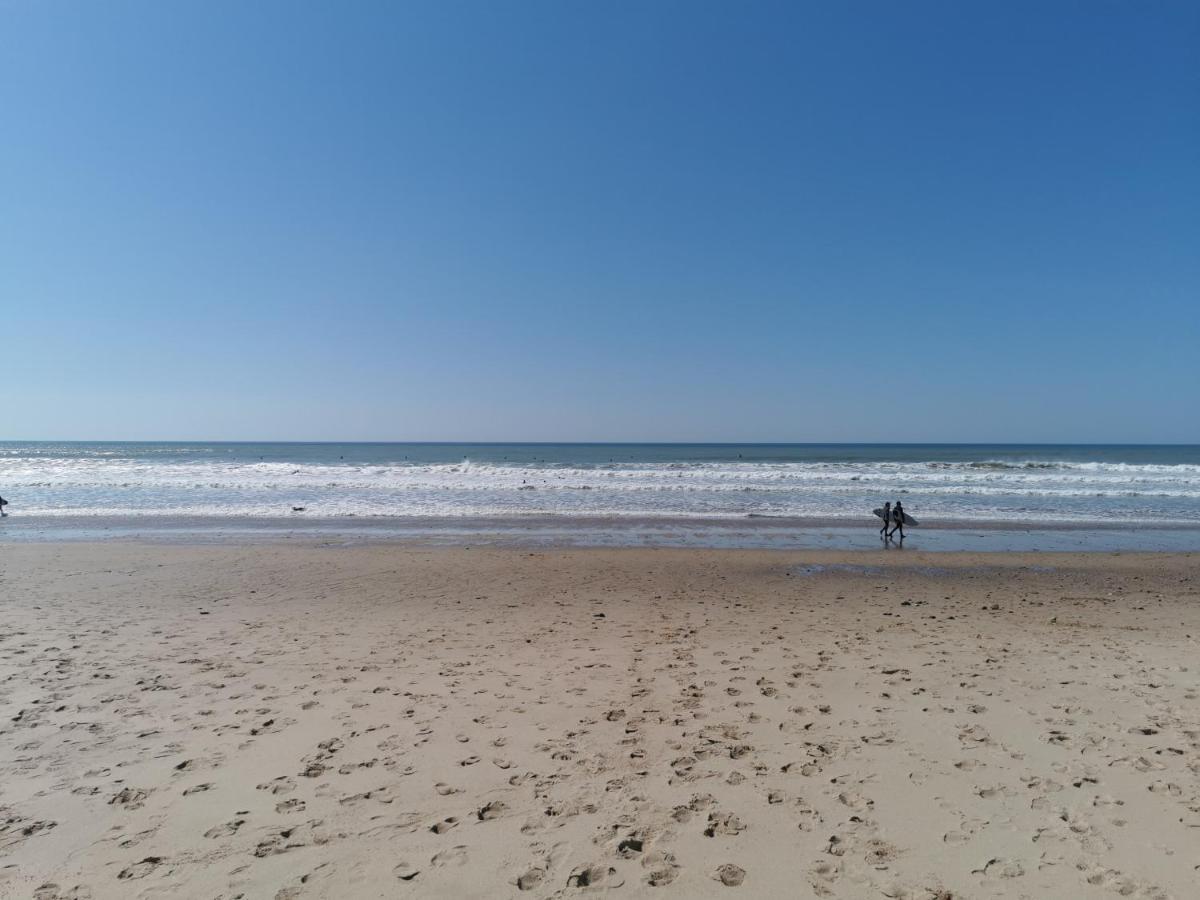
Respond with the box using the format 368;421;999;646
873;507;918;526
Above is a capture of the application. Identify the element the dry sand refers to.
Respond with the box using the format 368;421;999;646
1;543;1198;899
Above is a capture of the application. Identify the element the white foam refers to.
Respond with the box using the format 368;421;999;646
2;455;1198;523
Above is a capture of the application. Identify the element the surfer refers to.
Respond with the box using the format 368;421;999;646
0;495;7;517
889;500;906;540
879;501;891;538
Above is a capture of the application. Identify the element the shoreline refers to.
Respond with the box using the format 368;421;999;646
4;513;1200;552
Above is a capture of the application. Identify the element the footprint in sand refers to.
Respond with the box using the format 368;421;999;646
642;851;681;888
203;817;245;838
1;816;57;852
249;716;295;736
671;793;715;824
430;816;459;834
810;858;840;891
617;836;644;858
567;864;623;889
972;857;1025;878
713;863;746;886
517;867;546;891
257;776;295;795
431;845;468;867
863;838;899;867
704;811;744;837
1080;865;1170;899
339;785;401;806
117;857;164;880
393;861;420;881
33;886;92;900
115;826;159;850
1147;780;1182;796
477;801;507;820
253;821;323;857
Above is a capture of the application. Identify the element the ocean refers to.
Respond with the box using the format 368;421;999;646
2;442;1199;527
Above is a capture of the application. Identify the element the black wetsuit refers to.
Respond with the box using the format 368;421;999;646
880;503;891;536
891;503;905;538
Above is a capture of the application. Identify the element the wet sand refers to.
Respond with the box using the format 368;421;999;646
5;514;1200;553
1;544;1198;898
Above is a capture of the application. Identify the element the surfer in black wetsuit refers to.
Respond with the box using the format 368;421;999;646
0;495;7;517
889;500;906;540
879;501;891;538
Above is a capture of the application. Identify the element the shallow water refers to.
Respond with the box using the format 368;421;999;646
3;514;1199;552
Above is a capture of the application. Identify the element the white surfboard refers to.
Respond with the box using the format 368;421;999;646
873;507;918;526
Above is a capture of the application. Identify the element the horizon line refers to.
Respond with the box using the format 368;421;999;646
3;439;1198;447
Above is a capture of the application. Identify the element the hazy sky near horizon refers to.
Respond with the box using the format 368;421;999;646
3;1;1197;442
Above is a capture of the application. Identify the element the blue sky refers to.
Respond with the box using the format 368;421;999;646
2;0;1196;442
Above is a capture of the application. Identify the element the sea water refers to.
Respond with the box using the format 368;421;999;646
2;442;1198;526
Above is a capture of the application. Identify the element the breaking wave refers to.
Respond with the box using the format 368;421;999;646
2;449;1199;524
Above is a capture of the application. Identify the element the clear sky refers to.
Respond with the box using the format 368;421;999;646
2;0;1197;442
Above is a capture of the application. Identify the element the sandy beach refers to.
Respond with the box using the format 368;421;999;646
1;543;1198;899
